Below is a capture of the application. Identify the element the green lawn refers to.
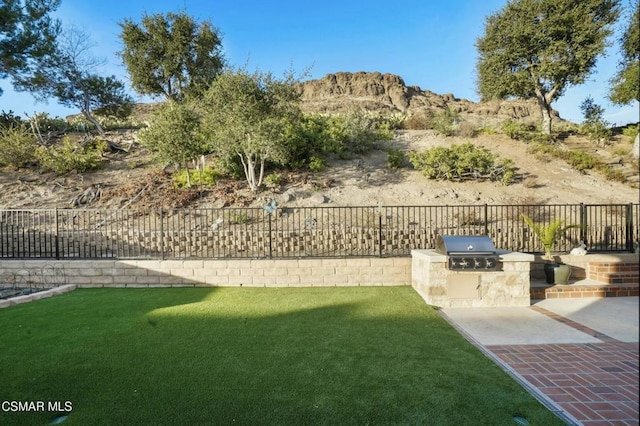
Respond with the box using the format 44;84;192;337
0;287;563;425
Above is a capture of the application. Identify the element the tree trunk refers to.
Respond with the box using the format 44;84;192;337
239;152;259;192
185;164;192;188
536;95;553;135
257;159;265;190
81;101;105;135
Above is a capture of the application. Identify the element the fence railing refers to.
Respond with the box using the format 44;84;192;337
1;204;638;259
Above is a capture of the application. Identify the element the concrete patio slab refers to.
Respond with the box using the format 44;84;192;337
534;296;639;343
441;306;601;346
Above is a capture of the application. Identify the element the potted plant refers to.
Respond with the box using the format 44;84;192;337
521;213;579;284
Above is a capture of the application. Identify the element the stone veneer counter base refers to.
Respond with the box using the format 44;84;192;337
411;249;535;308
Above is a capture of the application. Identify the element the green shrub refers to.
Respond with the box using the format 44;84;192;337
501;119;533;140
431;107;458;136
30;112;68;133
527;142;630;180
36;137;106;174
408;142;516;184
476;126;498;135
529;143;601;172
281;111;395;166
308;156;326;173
498;158;516;185
579;96;612;144
264;172;282;188
580;121;612;144
566;150;600;172
622;125;638;139
386;148;405;169
212;154;244;178
341;109;391;154
173;166;219;188
0;124;38;168
378;113;406;131
0;110;23;128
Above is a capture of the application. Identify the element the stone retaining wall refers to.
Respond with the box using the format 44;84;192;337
0;257;412;288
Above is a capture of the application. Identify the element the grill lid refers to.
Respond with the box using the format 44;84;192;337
435;235;497;255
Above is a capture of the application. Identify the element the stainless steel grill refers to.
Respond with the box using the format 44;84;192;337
435;235;499;270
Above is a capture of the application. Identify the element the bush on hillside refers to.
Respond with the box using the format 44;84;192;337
0;124;38;168
173;166;219;188
0;110;23;128
36;137;106;174
408;142;516;185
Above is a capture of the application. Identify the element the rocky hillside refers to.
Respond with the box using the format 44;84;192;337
2;71;636;210
299;71;561;126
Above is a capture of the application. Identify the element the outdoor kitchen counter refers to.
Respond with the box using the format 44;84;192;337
411;249;535;308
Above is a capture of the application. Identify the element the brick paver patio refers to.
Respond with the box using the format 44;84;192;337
486;306;639;425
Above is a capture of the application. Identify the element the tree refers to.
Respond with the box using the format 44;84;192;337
199;69;302;192
119;12;225;101
609;1;639;105
580;96;612;143
476;0;619;135
0;0;61;96
138;101;204;187
16;26;133;134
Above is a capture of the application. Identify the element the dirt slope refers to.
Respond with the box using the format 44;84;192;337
0;129;637;210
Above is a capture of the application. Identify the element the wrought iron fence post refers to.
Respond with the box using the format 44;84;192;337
378;209;383;257
159;207;165;260
484;204;488;235
626;203;633;253
268;211;273;259
579;203;587;245
54;207;60;260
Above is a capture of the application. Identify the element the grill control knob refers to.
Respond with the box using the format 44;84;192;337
467;245;473;251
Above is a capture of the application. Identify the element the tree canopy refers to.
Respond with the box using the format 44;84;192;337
609;1;639;105
16;26;133;134
199;69;302;192
119;12;225;102
138;100;204;187
0;0;61;96
476;0;620;134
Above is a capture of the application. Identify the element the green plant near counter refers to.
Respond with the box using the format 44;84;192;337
520;213;579;260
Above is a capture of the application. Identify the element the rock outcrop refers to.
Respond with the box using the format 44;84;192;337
298;71;561;126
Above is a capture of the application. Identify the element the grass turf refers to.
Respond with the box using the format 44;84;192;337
0;287;563;425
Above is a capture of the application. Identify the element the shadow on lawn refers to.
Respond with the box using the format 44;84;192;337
0;287;564;426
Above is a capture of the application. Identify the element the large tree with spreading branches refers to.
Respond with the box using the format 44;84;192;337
119;12;225;101
476;0;620;135
0;0;61;96
609;1;639;105
17;26;133;134
199;69;302;192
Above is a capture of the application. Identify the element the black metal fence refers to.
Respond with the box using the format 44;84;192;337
1;204;638;259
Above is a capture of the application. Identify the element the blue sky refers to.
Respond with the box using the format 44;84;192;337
1;0;638;125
